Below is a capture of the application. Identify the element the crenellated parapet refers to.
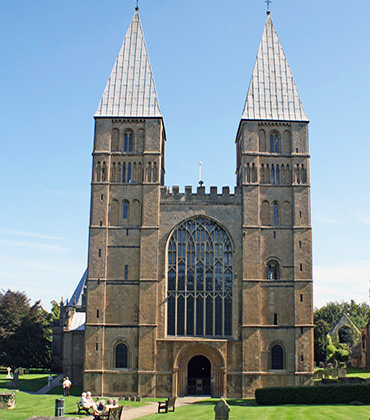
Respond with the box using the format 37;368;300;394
160;185;242;204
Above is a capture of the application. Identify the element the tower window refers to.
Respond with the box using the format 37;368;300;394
267;260;280;280
98;249;101;258
271;344;284;369
127;163;132;183
270;133;280;153
123;201;129;219
273;231;276;239
124;265;128;280
124;132;133;152
299;240;302;248
300;294;303;302
273;202;279;225
96;309;99;318
115;343;128;368
300;263;303;272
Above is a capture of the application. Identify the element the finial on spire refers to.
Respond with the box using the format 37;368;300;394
265;0;271;15
135;0;139;11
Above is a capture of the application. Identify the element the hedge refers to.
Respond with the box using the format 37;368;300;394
255;384;370;405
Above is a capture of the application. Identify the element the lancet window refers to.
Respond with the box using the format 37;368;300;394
167;217;233;337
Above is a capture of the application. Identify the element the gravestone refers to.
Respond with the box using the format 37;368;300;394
327;363;333;369
319;362;324;368
136;396;141;401
338;368;347;378
11;370;20;387
331;369;338;379
214;399;230;420
317;370;323;380
323;369;329;379
6;368;12;379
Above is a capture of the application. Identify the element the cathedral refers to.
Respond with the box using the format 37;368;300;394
67;7;314;398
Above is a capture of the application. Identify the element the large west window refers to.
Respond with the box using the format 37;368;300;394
167;216;233;337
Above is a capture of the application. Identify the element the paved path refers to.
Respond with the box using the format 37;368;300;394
33;374;64;395
80;397;208;420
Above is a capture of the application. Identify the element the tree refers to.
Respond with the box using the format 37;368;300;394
0;290;53;369
314;300;370;364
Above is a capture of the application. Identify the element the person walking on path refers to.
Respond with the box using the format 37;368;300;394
48;373;53;388
62;377;72;396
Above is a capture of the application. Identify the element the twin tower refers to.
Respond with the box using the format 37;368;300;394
84;9;313;397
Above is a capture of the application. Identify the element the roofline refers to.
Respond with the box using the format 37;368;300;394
234;118;310;142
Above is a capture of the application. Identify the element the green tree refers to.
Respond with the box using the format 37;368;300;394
0;290;53;369
314;300;370;363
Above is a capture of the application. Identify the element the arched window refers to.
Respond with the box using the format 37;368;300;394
271;344;284;370
123;201;129;220
122;163;126;183
127;163;132;183
124;131;133;152
167;217;233;337
270;132;280;153
267;260;280;280
259;129;266;152
271;165;275;185
261;201;270;225
101;162;106;182
115;343;128;368
273;202;279;225
276;165;280;184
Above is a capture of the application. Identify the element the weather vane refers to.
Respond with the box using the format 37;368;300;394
265;0;271;14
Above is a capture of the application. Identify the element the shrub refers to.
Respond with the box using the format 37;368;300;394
255;384;370;405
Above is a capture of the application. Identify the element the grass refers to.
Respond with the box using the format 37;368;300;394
0;373;58;392
141;399;370;420
1;371;370;419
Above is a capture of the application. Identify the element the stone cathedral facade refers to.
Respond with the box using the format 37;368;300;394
83;9;314;398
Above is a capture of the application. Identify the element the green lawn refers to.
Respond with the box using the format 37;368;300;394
142;400;370;420
0;373;58;392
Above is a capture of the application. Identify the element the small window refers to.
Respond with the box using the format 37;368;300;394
96;343;99;351
124;265;128;280
273;202;279;225
274;313;278;325
301;355;304;362
101;194;104;201
301;327;304;334
270;133;280;153
115;343;128;368
127;163;132;183
126;229;129;236
300;263;303;272
299;241;302;248
98;249;101;258
123;201;129;219
100;221;102;227
96;309;99;318
300;294;303;302
271;344;284;370
267;260;280;280
273;231;276;239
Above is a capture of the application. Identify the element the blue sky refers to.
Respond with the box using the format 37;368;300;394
1;0;370;310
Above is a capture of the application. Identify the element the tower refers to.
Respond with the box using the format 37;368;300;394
235;13;313;392
84;9;166;395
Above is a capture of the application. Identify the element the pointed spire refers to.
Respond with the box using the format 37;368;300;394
95;10;162;118
242;15;308;122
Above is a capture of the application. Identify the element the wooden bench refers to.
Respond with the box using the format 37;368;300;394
76;401;92;415
95;406;123;420
158;396;176;413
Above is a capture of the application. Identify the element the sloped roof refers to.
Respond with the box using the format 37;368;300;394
242;15;308;122
68;269;87;308
69;312;86;331
95;9;162;118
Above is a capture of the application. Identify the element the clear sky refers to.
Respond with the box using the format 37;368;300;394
1;0;370;311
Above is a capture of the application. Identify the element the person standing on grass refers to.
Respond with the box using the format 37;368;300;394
62;377;72;396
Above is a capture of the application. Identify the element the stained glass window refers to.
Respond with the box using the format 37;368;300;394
167;217;233;337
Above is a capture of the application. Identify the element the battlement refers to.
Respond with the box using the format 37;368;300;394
161;185;241;204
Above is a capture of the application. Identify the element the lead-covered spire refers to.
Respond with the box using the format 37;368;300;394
95;10;162;118
242;15;308;122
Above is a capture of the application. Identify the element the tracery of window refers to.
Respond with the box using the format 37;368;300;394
270;132;280;153
167;217;233;337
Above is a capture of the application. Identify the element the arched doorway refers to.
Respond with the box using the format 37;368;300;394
187;355;211;395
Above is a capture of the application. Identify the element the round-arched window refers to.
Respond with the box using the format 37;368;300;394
115;343;128;368
167;216;233;337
